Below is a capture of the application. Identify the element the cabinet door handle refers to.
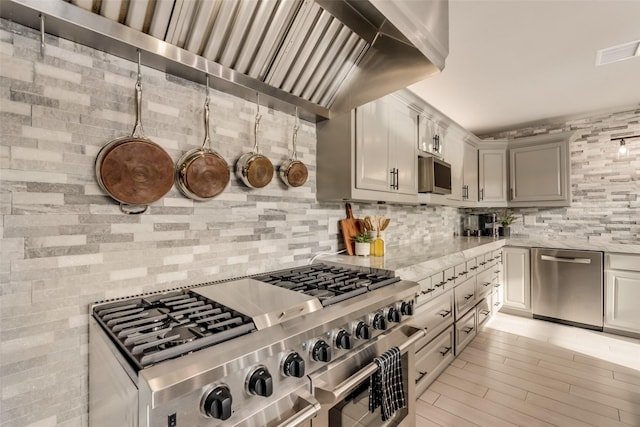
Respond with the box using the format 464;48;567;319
394;168;399;190
438;309;451;318
480;188;484;200
389;169;394;190
463;326;474;334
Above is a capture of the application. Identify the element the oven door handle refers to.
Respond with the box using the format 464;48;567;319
315;329;426;403
275;390;321;427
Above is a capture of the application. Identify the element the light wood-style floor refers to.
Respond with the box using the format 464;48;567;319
416;313;640;427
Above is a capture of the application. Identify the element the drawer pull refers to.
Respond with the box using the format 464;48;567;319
435;281;446;288
458;271;468;277
447;276;456;282
439;346;452;357
469;266;478;270
421;288;434;295
416;371;428;383
494;302;500;307
494;283;501;288
464;294;474;300
463;326;474;334
480;309;490;316
482;281;491;287
494;270;501;274
438;310;451;318
480;262;487;266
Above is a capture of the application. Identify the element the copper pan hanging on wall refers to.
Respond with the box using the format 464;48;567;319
175;76;230;201
235;94;274;189
279;108;308;188
95;51;174;214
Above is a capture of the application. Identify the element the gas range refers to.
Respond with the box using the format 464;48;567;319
89;263;420;427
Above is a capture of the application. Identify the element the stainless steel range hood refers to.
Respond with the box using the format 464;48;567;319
1;0;448;121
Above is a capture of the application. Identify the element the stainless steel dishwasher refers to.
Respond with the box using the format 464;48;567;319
531;248;603;330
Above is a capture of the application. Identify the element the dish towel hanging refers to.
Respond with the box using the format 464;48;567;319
368;346;406;421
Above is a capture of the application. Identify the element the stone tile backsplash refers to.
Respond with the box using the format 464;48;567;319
0;21;459;427
473;107;640;244
1;18;638;427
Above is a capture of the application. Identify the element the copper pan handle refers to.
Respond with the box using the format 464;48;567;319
120;204;147;215
132;50;145;138
201;75;211;150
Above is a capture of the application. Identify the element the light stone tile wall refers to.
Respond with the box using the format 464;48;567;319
0;21;460;427
471;108;640;244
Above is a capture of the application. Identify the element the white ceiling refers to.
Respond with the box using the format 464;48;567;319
408;0;640;136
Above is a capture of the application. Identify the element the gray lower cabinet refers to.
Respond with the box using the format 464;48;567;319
605;253;640;337
501;246;531;315
455;308;477;354
415;326;455;396
454;276;477;318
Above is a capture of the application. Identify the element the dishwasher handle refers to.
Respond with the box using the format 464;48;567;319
540;255;591;264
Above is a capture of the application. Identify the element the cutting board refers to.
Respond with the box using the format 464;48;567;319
340;203;359;255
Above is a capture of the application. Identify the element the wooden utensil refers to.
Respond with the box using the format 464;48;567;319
340;203;360;255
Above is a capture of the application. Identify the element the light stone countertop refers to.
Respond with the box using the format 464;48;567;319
319;237;640;282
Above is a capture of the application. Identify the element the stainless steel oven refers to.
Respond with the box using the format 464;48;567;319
309;324;425;426
89;263;420;427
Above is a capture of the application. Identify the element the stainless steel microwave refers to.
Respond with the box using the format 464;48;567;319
418;156;452;194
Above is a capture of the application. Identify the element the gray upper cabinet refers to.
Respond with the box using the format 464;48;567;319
317;93;418;203
478;144;508;206
462;141;478;202
508;132;571;206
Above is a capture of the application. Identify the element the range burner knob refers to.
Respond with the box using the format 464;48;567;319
247;367;273;397
400;301;413;316
203;385;232;420
283;352;305;378
354;321;371;340
311;339;332;363
372;313;387;330
386;307;401;323
335;330;352;350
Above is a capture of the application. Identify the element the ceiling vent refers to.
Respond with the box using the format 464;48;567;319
596;40;640;66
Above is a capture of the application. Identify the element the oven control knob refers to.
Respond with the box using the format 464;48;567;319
335;330;352;350
386;307;401;323
400;301;413;316
203;385;232;420
372;313;387;330
355;321;371;340
248;367;273;397
283;352;305;378
311;339;332;363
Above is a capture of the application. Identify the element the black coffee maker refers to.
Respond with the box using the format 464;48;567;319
478;213;497;236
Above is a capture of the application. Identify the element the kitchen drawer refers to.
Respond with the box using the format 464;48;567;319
467;257;479;274
476;298;491;328
476;268;496;300
606;253;640;272
415;326;455;396
455;309;477;355
427;270;446;297
416;276;434;303
413;290;454;347
455;262;469;283
444;266;457;286
454;276;477;319
477;253;492;272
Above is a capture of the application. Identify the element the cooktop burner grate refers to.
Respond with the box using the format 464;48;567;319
93;291;256;370
253;264;401;306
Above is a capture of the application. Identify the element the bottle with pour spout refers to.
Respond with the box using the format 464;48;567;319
372;216;390;256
